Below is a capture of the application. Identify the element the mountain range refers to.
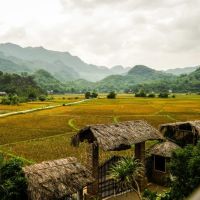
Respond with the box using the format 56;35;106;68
0;43;199;93
0;43;130;82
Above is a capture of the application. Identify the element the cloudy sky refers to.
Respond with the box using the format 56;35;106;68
0;0;199;69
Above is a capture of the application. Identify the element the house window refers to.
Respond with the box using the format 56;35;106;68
154;155;166;172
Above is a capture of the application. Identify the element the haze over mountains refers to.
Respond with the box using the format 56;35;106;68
0;43;199;83
0;43;130;82
0;42;199;93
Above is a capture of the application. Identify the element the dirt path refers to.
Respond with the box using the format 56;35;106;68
0;99;90;118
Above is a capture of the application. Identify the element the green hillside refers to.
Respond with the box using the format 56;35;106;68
33;69;66;93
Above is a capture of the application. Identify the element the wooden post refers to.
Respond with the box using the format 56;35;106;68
135;142;146;190
77;188;83;200
87;142;99;198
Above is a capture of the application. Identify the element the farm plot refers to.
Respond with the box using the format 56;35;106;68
0;94;200;164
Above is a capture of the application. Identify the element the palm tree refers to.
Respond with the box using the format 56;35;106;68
110;157;144;200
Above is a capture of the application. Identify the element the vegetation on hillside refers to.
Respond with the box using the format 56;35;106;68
0;71;44;98
33;69;66;93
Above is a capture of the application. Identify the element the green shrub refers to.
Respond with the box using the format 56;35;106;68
158;92;169;98
169;142;200;200
0;155;27;200
1;94;20;105
147;93;155;98
85;91;91;99
28;92;37;101
38;95;46;101
107;91;117;99
135;90;147;97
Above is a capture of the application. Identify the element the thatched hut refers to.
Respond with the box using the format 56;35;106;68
149;140;181;185
71;120;163;197
23;157;94;200
160;120;200;146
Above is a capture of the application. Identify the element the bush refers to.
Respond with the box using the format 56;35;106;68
0;155;27;200
107;91;116;99
143;189;171;200
28;92;37;101
91;92;98;98
158;92;169;98
172;94;176;98
135;90;147;97
147;93;155;98
169;142;200;200
1;94;20;105
85;92;91;99
38;95;46;101
85;91;98;99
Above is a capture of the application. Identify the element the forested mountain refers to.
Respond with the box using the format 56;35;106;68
0;43;129;81
130;67;200;93
93;65;176;91
0;71;44;97
65;65;200;93
0;57;30;73
33;69;66;93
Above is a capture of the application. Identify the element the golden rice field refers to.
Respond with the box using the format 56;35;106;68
0;94;200;165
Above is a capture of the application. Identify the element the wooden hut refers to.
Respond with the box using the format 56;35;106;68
160;120;200;146
71;120;163;198
149;140;181;185
23;157;94;200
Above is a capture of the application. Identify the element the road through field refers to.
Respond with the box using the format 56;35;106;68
0;99;91;118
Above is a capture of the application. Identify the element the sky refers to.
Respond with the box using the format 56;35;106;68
0;0;200;69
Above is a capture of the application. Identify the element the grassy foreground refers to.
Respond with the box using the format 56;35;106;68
0;94;199;165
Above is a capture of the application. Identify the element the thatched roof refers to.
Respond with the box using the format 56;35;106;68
150;141;181;157
71;120;163;151
23;157;94;200
160;120;200;135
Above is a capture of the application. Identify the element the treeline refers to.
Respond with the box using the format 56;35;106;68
0;71;44;103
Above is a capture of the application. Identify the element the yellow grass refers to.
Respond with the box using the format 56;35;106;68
0;93;200;164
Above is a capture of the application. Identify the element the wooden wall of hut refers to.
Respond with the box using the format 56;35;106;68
87;142;99;198
135;142;147;190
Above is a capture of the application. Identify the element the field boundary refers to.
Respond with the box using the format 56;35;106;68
0;132;76;147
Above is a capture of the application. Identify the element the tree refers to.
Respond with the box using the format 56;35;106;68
28;92;37;101
169;142;200;200
158;92;169;98
0;155;27;200
38;95;46;101
85;91;91;99
107;91;116;99
91;92;98;98
110;157;144;200
135;90;147;97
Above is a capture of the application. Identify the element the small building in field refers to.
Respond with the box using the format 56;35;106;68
149;140;181;185
23;157;94;200
0;91;7;96
160;120;200;147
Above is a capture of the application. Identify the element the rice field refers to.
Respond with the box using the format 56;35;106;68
0;94;200;165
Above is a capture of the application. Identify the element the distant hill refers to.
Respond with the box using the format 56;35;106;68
33;69;66;93
0;43;129;81
130;67;200;93
165;66;199;75
0;56;30;73
93;65;176;91
64;65;177;92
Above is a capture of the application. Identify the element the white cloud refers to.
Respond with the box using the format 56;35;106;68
0;0;199;69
